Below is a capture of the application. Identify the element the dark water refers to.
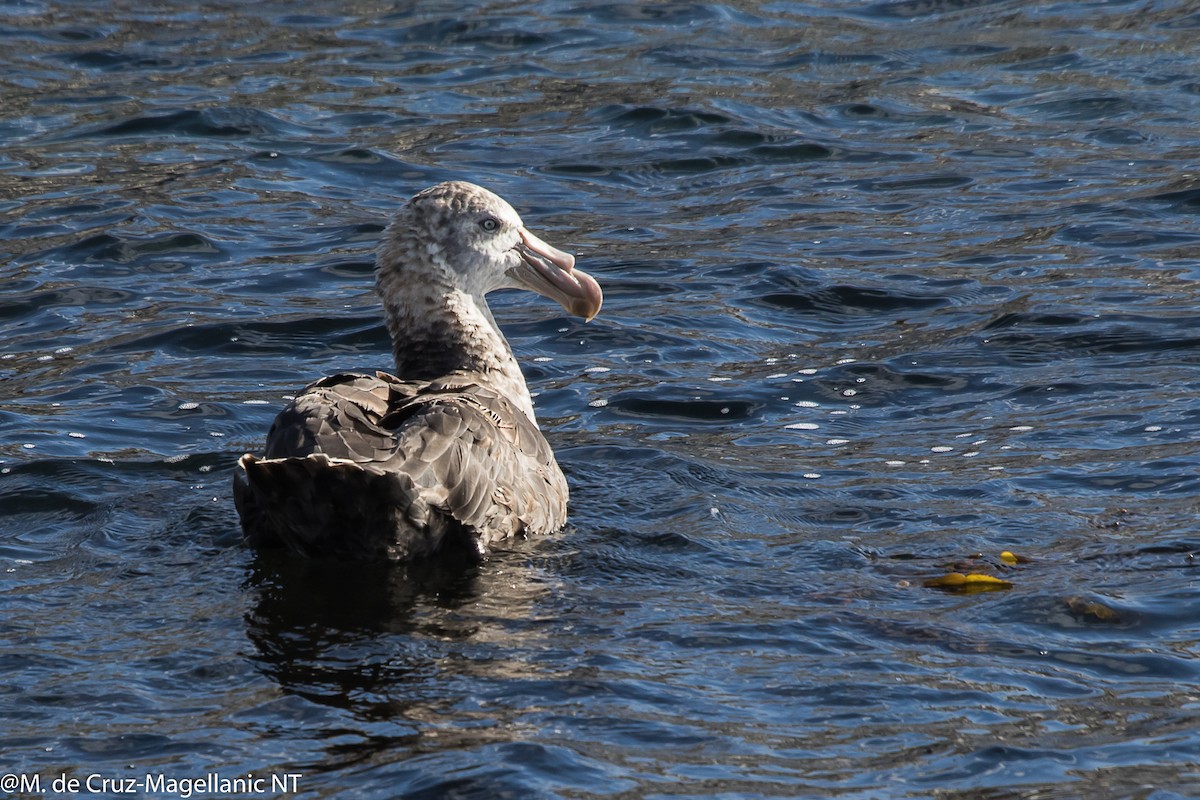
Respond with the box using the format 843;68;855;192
3;0;1199;797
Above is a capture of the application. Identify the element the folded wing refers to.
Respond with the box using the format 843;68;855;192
234;372;568;560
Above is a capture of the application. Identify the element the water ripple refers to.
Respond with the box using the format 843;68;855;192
2;0;1199;797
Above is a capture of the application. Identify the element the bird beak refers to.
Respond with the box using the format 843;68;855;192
509;227;603;322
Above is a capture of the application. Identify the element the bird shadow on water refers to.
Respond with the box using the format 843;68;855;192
244;550;479;686
240;544;559;772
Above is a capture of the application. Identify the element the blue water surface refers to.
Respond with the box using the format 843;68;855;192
2;0;1200;797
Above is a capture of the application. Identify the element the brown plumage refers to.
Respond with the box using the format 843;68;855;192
233;182;603;560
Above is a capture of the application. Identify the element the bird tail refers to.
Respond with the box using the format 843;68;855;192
234;453;461;560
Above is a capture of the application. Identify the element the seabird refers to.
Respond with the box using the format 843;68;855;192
233;181;603;560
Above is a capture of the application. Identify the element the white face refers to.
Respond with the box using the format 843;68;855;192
442;191;529;296
386;181;602;321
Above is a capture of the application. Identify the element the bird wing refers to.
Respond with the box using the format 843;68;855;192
257;371;567;544
398;375;568;542
262;372;418;462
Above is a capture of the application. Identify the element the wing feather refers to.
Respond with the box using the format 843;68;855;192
236;370;568;559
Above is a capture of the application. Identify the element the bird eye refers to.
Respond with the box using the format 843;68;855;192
480;218;500;233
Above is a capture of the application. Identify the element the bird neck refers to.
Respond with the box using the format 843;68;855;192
381;285;536;420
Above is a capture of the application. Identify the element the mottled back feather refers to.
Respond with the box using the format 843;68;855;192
234;371;568;560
